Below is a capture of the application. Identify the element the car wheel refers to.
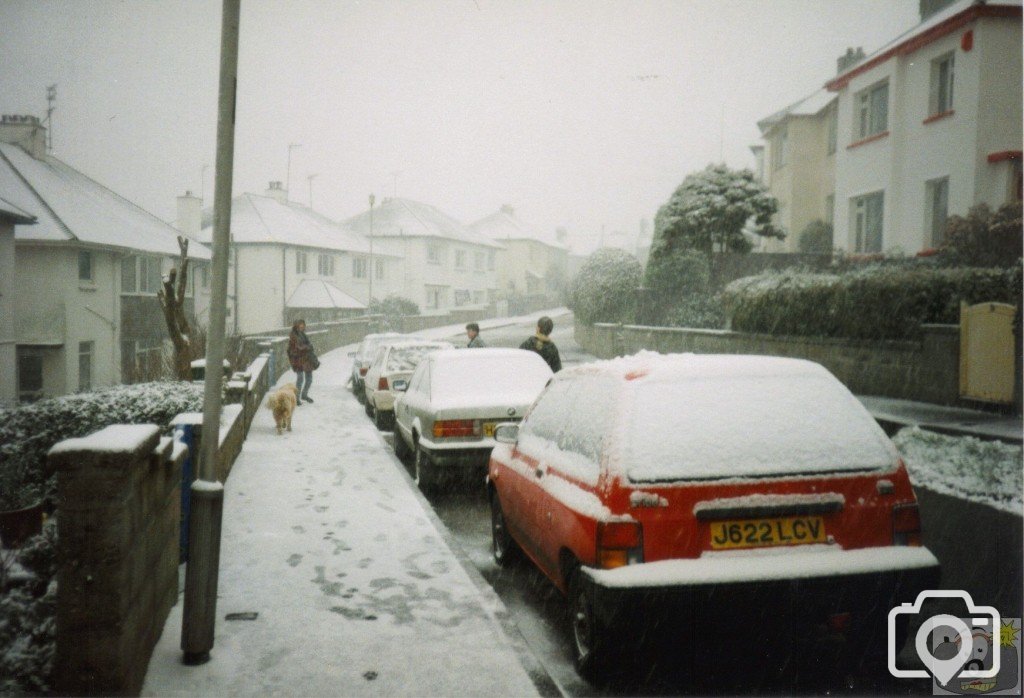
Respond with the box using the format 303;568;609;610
373;406;389;431
568;568;608;682
354;382;365;403
414;441;433;492
364;398;373;418
490;492;520;567
393;427;411;461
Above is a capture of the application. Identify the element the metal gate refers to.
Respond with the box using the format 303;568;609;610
959;302;1016;404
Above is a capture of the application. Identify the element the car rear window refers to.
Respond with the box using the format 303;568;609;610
623;373;896;482
386;345;443;372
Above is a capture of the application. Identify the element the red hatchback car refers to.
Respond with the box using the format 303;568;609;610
487;353;940;681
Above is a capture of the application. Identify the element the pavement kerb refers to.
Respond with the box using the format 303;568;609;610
373;429;565;698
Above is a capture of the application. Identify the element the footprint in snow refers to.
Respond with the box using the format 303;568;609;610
287;553;302;567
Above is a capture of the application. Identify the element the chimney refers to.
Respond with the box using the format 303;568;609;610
920;0;957;21
176;190;202;237
500;204;515;217
265;180;288;204
836;47;866;75
0;115;47;160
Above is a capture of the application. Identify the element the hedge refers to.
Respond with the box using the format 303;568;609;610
567;248;642;325
723;264;1021;340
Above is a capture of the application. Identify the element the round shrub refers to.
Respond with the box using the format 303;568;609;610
567;248;642;324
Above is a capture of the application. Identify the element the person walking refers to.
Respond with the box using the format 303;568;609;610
519;315;561;372
465;322;486;348
288;319;319;403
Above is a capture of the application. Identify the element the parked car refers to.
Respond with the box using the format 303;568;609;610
349;332;404;403
393;348;553;489
487;353;940;681
363;339;453;429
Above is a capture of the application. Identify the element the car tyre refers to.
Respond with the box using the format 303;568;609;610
364;398;373;418
414;441;433;492
490;492;520;567
393;427;411;461
353;381;365;404
373;406;390;431
568;568;609;682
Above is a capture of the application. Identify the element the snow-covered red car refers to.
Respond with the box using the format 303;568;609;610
487;352;940;681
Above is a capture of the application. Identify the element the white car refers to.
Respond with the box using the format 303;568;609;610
392;348;553;489
363;340;453;429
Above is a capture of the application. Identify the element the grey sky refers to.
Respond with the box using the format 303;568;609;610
1;0;919;253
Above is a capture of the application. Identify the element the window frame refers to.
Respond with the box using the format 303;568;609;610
851;191;885;253
929;52;955;117
771;125;788;170
78;250;94;282
375;258;385;281
925;176;950;247
296;250;308;274
855;80;889;140
17;352;44;401
427;242;444;265
317;253;335;276
78;341;94;392
121;255;163;295
352;256;368;280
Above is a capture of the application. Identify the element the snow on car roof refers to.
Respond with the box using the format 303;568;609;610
559;350;831;383
427;348;553;409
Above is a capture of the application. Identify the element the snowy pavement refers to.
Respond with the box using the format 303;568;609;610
142;343;546;696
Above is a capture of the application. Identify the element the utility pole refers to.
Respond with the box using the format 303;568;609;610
390;170;400;197
285;142;301;200
181;0;239;666
368;194;375;308
307;173;318;208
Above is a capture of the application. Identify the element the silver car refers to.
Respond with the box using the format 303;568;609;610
349;332;404;403
392;348;553;489
363;339;453;429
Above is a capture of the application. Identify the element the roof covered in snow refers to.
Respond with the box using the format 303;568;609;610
0;195;35;223
199;193;393;256
826;0;1022;90
468;207;567;250
757;88;836;135
0;143;211;259
343;197;502;249
286;278;366;310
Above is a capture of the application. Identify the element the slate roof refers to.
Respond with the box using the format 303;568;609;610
0;142;210;258
287;278;365;310
757;88;837;135
342;197;502;249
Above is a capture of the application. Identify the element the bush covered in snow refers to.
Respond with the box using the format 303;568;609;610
722;264;1020;340
369;294;420;331
797;220;833;254
0;524;57;696
567;248;642;324
0;382;204;511
939;202;1021;269
642;248;725;329
894;427;1023;515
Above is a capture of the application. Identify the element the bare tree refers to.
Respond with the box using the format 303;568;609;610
158;236;194;380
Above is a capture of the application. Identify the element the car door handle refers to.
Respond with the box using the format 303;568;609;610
535;467;544;478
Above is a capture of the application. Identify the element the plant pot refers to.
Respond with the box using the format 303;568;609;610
0;501;44;548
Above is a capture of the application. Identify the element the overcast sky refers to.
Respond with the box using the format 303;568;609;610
1;0;920;253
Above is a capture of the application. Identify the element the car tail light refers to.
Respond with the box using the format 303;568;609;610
433;420;481;438
596;520;643;569
377;377;389;390
893;503;923;546
359;366;369;376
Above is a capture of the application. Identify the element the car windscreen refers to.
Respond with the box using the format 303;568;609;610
386;345;442;372
624;372;896;482
356;335;398;361
431;355;551;400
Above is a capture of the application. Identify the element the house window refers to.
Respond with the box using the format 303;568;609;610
473;290;485;304
487;250;495;270
17;353;43;402
855;81;888;139
122;338;164;384
425;286;445;309
296;251;308;274
317;253;334;276
929;53;955;116
824;194;835;226
852;191;884;253
427;243;443;265
827;106;838;155
474;252;485;271
121;256;137;292
122;255;162;294
375;258;385;281
772;126;788;170
78;250;93;282
455;250;467;269
200;264;210;289
352;257;368;279
925;177;950;247
78;341;93;392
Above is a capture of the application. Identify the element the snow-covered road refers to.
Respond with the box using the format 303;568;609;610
143;340;545;696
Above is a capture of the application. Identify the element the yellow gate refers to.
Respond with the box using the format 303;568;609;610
959;302;1017;404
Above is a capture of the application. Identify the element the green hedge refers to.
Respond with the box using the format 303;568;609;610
723;265;1021;340
567;248;642;325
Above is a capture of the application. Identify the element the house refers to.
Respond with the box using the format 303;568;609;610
825;0;1022;255
0;197;35;406
190;182;402;335
342;197;502;312
0;115;213;402
755;88;839;252
468;205;569;306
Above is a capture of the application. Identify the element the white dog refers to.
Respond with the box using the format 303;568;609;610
266;383;299;435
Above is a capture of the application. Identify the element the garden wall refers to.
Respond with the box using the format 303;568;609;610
577;320;961;406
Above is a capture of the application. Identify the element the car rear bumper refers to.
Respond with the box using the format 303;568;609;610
419;441;494;468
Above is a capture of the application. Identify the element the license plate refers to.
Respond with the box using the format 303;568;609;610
709;516;826;550
483;422;497;437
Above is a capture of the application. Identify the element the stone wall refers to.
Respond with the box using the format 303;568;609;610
577;320;962;406
48;426;184;695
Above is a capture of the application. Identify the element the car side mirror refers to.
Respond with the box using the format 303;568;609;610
493;423;519;444
392;379;409;392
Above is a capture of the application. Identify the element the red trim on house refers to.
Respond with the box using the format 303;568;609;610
961;29;974;51
923;109;955;125
847;131;890;150
987;150;1023;163
826;5;1022;91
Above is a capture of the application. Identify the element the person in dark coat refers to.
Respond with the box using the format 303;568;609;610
465;322;486;348
519;315;561;372
288;319;318;403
